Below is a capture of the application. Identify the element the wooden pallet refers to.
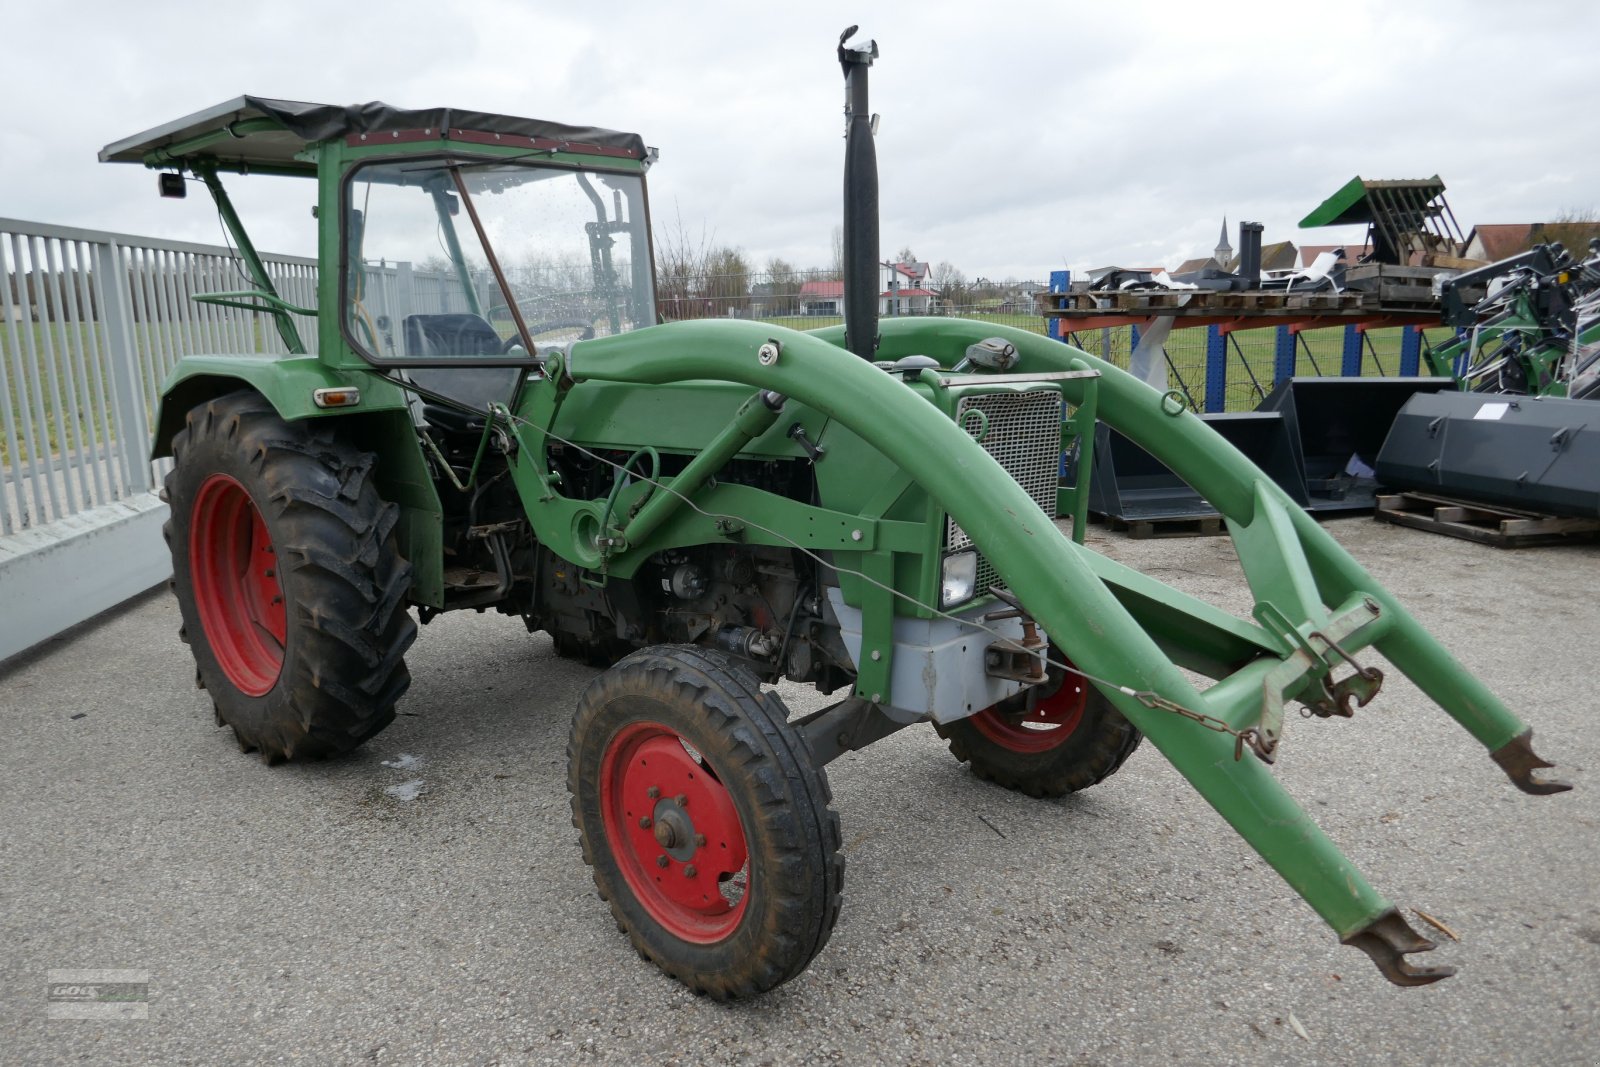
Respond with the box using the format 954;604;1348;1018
1041;288;1379;317
1374;492;1600;548
1102;513;1226;540
1035;285;1448;324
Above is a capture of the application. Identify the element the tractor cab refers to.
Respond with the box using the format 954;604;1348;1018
101;95;659;422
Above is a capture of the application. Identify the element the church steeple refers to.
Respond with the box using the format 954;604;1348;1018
1214;217;1233;267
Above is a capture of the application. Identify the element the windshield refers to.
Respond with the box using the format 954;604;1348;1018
344;158;655;360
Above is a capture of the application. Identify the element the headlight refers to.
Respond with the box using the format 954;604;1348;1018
940;550;978;608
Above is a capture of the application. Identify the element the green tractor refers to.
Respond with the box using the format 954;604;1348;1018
103;32;1569;998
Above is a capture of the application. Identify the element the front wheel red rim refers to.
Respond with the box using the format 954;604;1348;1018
599;721;751;943
969;667;1088;754
189;473;287;697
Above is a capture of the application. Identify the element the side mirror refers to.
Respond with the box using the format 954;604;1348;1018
158;173;187;199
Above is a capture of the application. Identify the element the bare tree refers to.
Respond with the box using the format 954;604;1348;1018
762;256;802;316
654;205;719;320
828;225;844;281
893;245;918;266
705;246;752;315
930;260;967;309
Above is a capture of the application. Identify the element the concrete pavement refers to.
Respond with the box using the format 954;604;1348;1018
2;517;1597;1065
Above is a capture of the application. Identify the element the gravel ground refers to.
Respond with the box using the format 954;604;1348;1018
2;516;1597;1066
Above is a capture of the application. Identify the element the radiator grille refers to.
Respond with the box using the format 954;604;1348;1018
946;390;1064;597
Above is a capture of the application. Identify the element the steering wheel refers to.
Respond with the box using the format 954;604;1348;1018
502;319;596;353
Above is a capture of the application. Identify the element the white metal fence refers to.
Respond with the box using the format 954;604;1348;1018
0;217;316;662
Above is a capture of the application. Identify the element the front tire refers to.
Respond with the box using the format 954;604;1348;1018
568;645;843;998
164;390;417;762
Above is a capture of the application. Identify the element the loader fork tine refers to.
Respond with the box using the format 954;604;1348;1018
1490;729;1574;796
1342;910;1456;987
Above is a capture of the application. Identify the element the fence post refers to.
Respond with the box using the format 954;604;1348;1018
1399;326;1422;376
1341;324;1363;376
396;261;414;336
1204;324;1227;412
92;240;152;494
1273;325;1296;385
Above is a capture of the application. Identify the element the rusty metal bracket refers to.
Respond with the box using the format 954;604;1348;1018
984;636;1048;683
1342;909;1456;987
1247;596;1383;759
982;587;1048;683
1309;626;1385;713
1489;728;1573;795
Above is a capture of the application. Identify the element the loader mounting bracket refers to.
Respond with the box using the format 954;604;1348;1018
1342;909;1455;987
1490;729;1573;796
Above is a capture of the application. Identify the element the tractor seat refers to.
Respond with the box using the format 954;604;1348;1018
402;314;522;434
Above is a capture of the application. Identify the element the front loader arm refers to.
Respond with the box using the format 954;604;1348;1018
528;316;1568;985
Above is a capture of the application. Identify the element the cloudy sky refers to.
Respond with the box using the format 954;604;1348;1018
3;1;1593;281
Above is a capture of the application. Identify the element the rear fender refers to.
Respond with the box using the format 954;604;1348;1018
153;356;445;607
151;355;410;458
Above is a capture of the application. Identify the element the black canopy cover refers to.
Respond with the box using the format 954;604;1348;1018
100;96;649;168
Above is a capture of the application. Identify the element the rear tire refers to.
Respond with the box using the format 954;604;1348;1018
935;655;1142;798
568;645;843;998
164;390;417;762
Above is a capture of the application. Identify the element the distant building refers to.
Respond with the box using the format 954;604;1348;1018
879;260;931;291
1257;241;1298;272
798;280;844;316
1174;256;1221;275
1460;223;1600;263
1463;225;1539;262
1220;241;1296;273
879;287;937;315
878;260;939;314
1214;219;1232;268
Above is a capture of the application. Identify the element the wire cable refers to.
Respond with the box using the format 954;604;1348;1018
391;370;1251;740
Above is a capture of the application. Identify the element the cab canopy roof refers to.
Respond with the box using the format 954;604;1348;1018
99;96;650;171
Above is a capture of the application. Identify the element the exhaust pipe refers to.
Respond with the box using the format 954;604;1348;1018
1239;221;1263;288
839;26;879;360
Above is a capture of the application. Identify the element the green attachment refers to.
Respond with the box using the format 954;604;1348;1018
1061;358;1100;544
1229;484;1331;633
192;290;317;317
851;550;897;703
599;447;662;540
145;117;286;166
547;315;1558;958
418;413;500;494
194;165;306;354
428;185;484;319
1207;594;1384;759
619;390;784;549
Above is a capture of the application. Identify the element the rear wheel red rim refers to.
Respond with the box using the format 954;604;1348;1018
969;668;1088;754
189;474;286;697
599;721;751;943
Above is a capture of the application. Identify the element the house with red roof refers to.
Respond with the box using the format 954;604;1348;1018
798;279;845;316
1463;224;1545;263
880;260;936;314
